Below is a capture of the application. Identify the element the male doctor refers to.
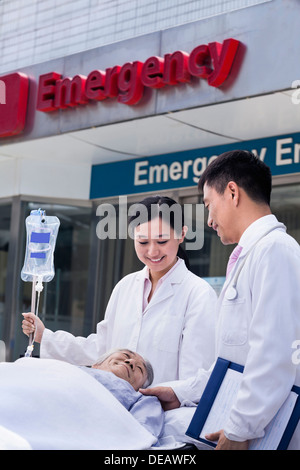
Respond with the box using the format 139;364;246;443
142;150;300;450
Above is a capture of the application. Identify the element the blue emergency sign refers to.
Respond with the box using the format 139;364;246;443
90;131;300;199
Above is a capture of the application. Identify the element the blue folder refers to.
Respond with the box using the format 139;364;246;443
186;357;300;450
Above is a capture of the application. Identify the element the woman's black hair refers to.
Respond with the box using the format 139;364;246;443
129;195;190;269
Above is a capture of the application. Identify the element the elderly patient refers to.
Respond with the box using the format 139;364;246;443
79;348;164;438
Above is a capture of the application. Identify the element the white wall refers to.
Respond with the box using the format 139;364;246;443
0;157;91;200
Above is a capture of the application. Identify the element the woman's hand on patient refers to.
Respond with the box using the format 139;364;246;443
139;386;180;411
22;312;45;343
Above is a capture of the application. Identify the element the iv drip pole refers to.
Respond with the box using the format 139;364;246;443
21;208;60;358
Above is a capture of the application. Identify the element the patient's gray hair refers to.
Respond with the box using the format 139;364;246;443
94;348;154;388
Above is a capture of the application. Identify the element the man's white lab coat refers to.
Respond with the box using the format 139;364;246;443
172;215;300;449
219;214;300;449
41;258;217;386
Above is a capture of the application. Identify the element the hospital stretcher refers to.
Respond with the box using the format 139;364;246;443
0;357;208;451
0;408;208;451
156;407;211;451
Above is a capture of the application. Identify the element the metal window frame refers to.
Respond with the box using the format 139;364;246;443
3;196;25;360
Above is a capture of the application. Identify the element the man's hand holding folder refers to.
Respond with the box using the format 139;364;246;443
205;429;249;450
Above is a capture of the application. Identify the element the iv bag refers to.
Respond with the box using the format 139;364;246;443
21;209;60;283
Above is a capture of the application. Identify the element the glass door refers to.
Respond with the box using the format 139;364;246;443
179;193;231;295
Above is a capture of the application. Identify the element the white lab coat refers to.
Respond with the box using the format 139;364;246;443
218;214;300;449
41;258;217;387
171;215;300;449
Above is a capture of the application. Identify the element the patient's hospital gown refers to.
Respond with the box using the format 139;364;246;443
79;367;164;439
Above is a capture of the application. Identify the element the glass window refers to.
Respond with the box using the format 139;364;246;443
179;194;231;295
270;184;300;244
94;201;143;324
181;183;300;294
93;182;300;325
15;202;92;360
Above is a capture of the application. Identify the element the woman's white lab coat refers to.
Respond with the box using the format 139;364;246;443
41;258;217;386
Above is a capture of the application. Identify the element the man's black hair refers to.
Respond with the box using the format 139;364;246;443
198;150;272;205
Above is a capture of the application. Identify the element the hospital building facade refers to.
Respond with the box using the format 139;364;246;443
0;0;300;360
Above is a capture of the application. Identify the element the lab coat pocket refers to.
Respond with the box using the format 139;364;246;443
220;297;248;346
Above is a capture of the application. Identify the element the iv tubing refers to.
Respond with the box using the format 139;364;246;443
28;275;37;348
25;276;43;357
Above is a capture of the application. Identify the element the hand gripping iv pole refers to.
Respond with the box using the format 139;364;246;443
21;209;60;358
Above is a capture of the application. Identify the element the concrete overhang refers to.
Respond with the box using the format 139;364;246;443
0;0;299;200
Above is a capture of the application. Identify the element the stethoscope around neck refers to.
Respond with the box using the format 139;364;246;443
225;225;282;301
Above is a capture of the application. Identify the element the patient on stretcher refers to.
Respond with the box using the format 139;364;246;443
0;348;164;449
79;348;164;438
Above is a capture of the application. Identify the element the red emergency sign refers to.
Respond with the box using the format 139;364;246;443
36;38;241;111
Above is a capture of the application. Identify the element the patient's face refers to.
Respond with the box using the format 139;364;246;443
93;350;147;391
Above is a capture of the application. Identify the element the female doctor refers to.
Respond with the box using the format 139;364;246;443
22;195;217;394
